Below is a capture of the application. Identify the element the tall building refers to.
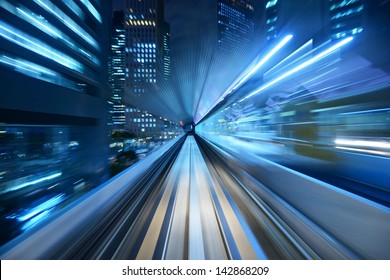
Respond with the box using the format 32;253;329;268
263;0;364;43
109;10;126;129
262;0;325;45
329;0;364;40
124;0;170;134
160;21;171;81
125;0;159;99
0;1;110;195
217;0;255;55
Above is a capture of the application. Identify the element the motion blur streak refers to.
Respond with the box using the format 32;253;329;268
242;37;353;102
205;34;293;118
1;1;390;260
0;172;62;195
335;139;390;149
1;135;389;260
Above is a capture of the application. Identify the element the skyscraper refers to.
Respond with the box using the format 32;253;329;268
217;0;255;55
262;0;325;45
125;0;159;98
124;0;169;94
124;0;170;135
161;21;171;81
109;10;126;129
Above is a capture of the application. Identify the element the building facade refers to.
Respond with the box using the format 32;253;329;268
217;0;255;55
109;10;126;129
161;21;171;81
125;0;160;98
125;106;181;138
123;0;171;135
0;0;110;243
262;0;365;43
261;0;327;47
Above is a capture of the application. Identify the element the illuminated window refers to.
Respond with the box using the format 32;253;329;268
266;0;278;9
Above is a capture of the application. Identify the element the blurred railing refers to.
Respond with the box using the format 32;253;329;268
0;135;185;259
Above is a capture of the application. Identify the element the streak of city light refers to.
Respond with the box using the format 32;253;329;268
239;37;353;103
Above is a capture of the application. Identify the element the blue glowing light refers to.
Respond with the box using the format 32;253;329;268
0;172;62;195
0;55;54;75
0;53;84;91
0;21;84;72
240;37;354;102
17;194;65;222
34;0;99;50
232;34;293;91
20;210;51;231
0;1;100;66
80;0;102;23
16;8;62;39
198;34;293;124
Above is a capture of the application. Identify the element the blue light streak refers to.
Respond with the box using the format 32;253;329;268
80;0;102;23
21;210;51;231
0;21;84;72
0;1;100;66
0;53;84;91
34;0;99;50
240;37;354;102
0;172;62;195
263;39;313;80
16;7;62;39
17;194;65;222
198;35;293;124
0;55;55;76
61;0;85;19
231;34;293;91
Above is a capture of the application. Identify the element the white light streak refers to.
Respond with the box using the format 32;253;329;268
16;8;62;39
0;1;99;65
232;34;293;91
335;139;390;149
264;39;313;79
335;146;390;157
0;21;83;72
0;172;62;195
34;0;99;50
80;0;102;23
199;35;293;123
242;37;354;101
